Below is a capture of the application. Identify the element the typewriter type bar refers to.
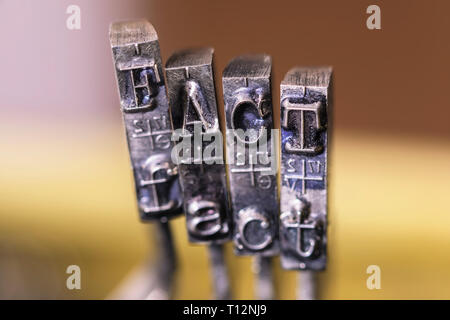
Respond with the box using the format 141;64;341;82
109;20;181;299
166;48;232;299
110;20;182;221
165;48;231;243
223;54;279;257
279;67;332;271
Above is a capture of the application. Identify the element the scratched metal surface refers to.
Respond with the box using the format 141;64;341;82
223;55;279;256
110;20;182;221
165;48;231;243
279;67;332;270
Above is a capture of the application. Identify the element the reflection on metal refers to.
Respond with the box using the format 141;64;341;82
109;20;182;299
166;48;231;299
223;54;279;299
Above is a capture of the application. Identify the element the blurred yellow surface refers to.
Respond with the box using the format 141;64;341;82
0;121;449;299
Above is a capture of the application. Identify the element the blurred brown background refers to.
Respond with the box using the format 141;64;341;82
0;0;449;299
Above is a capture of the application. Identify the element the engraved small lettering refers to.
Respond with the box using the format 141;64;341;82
231;162;273;188
287;158;296;172
284;159;323;195
308;160;321;174
257;175;272;189
131;118;172;150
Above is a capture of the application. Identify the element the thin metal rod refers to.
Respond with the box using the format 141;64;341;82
207;244;231;300
297;271;316;300
146;220;176;299
253;256;274;300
